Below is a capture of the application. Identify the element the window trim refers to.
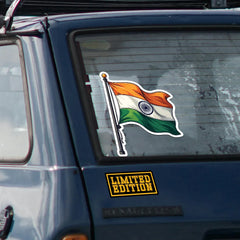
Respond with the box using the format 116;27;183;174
69;25;240;164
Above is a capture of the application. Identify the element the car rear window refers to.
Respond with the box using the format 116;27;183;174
74;29;240;159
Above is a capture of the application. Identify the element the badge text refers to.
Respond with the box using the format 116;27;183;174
106;171;158;197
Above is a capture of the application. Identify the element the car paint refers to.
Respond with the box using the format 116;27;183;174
0;9;239;239
48;10;240;240
0;28;91;239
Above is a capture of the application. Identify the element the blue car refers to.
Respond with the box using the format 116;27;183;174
0;0;239;239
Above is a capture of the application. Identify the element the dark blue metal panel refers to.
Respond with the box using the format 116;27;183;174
0;27;92;239
48;10;240;240
0;167;91;239
48;10;240;28
81;162;240;240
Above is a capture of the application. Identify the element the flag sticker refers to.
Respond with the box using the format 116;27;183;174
100;72;183;157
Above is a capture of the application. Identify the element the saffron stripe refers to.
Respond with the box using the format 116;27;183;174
119;108;181;136
109;82;173;108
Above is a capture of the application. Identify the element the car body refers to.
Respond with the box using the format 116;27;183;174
0;0;239;239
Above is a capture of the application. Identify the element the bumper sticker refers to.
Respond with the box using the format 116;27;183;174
106;171;158;197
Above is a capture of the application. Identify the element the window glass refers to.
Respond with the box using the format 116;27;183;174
75;30;240;158
0;44;30;161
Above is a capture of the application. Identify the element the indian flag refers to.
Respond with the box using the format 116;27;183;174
108;80;183;137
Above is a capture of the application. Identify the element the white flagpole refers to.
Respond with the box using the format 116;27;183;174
100;72;126;156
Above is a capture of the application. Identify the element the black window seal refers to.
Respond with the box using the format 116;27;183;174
69;25;240;165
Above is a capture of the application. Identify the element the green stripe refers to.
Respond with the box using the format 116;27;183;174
119;108;181;135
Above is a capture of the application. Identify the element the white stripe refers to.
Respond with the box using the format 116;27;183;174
116;95;174;121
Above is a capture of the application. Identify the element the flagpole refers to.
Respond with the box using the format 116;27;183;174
100;72;126;156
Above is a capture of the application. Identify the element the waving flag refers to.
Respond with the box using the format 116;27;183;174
100;72;183;156
109;81;182;136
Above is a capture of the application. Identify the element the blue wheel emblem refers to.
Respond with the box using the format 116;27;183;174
138;101;153;115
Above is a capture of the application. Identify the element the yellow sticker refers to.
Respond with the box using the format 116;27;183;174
106;171;158;197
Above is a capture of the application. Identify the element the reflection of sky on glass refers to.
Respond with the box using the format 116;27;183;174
0;44;29;161
78;31;240;157
0;45;19;65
